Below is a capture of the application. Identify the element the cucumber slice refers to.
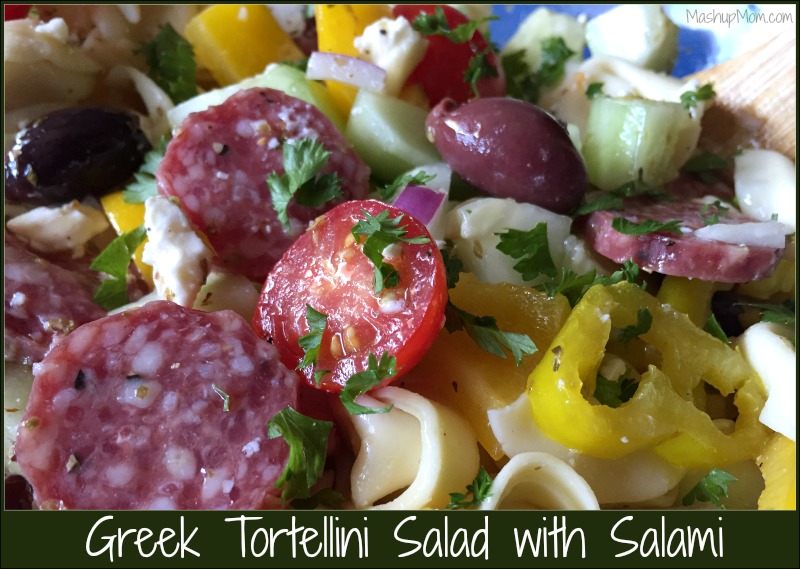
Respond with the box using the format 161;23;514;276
345;90;440;182
168;64;345;131
586;5;679;73
582;96;701;191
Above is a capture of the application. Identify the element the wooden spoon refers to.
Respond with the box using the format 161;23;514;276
689;27;796;161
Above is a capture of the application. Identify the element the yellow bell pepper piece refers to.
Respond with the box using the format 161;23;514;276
315;4;392;116
757;433;796;510
185;5;304;86
100;191;152;287
528;282;769;469
656;276;732;328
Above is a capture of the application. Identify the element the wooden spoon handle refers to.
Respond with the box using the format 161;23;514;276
689;28;796;161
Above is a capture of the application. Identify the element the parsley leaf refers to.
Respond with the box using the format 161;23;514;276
617;308;653;344
465;48;499;97
90;225;147;310
267;138;342;232
594;373;638;408
495;223;557;281
698;199;730;226
680;83;716;109
612;217;683;235
281;57;309;72
683;151;729;183
297;305;329;384
351;210;430;294
682;468;737;509
339;353;396;415
500;37;574;103
586;82;604;98
412;7;497;44
123;137;168;203
211;384;231;412
573;193;624;215
137;23;198;104
378;170;435;202
704;314;730;344
291;488;344;510
738;299;795;326
440;245;464;289
573;179;668;215
537;37;575;86
447;467;492;509
599;259;643;288
268;406;333;502
448;303;537;366
538;268;599;307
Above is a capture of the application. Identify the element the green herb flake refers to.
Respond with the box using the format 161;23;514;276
682;468;737;509
378;171;435;202
495;223;557;281
351;210;429;294
537;36;575;86
412;6;497;44
339;353;397;415
617;308;653;345
448;304;537;366
211;384;231;412
90;225;148;310
137;23;198;104
737;299;795;326
573;193;624;215
683;151;729;183
297;305;329;384
585;82;604;98
465;48;498;97
680;83;716;110
501;49;539;103
447;467;493;509
612;217;683;236
267;138;343;232
698;199;730;226
538;268;599;307
594;373;638;408
281;57;309;72
440;245;464;290
268;406;333;502
123;137;168;203
703;314;730;344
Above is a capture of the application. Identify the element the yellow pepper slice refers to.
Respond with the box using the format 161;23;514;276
656;276;732;328
185;5;304;86
528;282;769;469
100;191;152;287
314;4;392;116
757;433;796;510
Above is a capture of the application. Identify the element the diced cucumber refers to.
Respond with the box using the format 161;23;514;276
501;8;585;71
345;90;440;182
581;96;701;191
586;5;679;73
168;64;345;131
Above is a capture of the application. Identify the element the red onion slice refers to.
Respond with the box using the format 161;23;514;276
392;185;448;227
306;51;387;93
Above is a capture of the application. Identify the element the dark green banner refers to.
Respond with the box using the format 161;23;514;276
2;510;798;568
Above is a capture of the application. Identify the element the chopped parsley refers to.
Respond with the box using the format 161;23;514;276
440;245;464;290
495;223;557;281
267;138;342;232
137;23;198;104
611;217;683;236
703;314;730;344
211;384;230;412
682;151;729;183
268;406;333;502
280;57;309;72
682;468;737;509
737;299;795;326
339;353;396;415
90;225;147;310
537;37;575;86
573;193;625;216
351;209;430;294
617;308;653;345
297;305;329;385
698;199;730;226
447;304;537;366
573;179;668;215
585;82;604;98
501;37;575;103
537;261;644;307
447;467;492;509
378;170;435;202
594;373;638;408
465;47;499;97
680;83;716;110
411;7;496;44
123;137;168;203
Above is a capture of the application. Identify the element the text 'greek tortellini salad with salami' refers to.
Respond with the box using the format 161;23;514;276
3;4;796;511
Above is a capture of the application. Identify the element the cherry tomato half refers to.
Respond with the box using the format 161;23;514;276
254;199;448;393
4;4;31;20
393;4;505;105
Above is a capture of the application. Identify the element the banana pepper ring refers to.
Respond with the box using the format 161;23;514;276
528;282;769;469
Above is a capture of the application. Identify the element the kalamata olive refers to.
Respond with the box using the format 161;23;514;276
425;97;587;214
4;474;33;510
4;107;151;205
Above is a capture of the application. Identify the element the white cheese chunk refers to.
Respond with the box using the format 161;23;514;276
142;195;213;307
6;200;110;258
735;149;797;232
354;16;427;96
693;220;791;249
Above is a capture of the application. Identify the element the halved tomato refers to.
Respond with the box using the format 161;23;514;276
4;4;31;20
254;199;447;392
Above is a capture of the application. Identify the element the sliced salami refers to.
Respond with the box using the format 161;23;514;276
157;87;370;281
4;234;106;365
14;301;298;510
581;199;785;283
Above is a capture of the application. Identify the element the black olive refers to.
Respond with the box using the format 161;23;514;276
4;107;151;205
4;474;33;510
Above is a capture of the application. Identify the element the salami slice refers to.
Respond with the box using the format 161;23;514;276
14;301;298;510
4;234;106;365
157;87;370;281
582;199;785;283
